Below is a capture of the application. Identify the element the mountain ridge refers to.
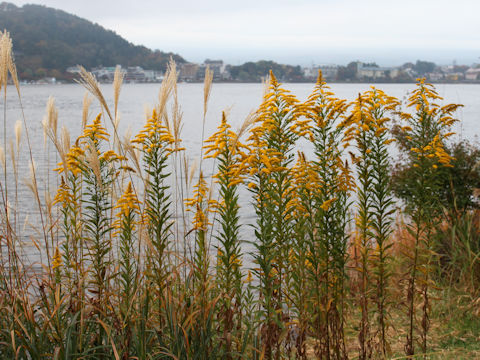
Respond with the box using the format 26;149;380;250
0;2;186;79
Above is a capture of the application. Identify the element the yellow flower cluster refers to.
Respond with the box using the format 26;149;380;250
132;109;175;154
217;249;243;266
53;177;74;208
185;172;216;231
344;88;399;146
204;112;249;185
55;114;125;177
303;71;349;133
402;79;460;168
250;72;306;143
82;113;109;144
52;246;62;270
115;182;140;219
410;134;453;167
290;152;319;217
54;141;85;176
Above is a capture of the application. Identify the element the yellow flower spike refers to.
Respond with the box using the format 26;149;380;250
82;113;109;144
53;177;74;208
52;246;62;270
244;270;253;283
320;198;337;211
54;141;85;175
133;109;175;153
114;182;140;222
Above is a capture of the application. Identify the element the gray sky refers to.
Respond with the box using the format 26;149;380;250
9;0;480;65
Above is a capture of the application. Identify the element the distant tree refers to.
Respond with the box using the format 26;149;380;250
35;68;47;78
336;61;358;81
414;60;436;75
228;60;305;82
401;62;415;69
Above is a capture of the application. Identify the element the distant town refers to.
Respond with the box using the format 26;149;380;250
31;59;480;85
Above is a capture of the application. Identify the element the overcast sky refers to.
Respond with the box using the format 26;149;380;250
9;0;480;66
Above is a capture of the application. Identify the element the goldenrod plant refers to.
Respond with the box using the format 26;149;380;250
113;181;140;358
303;71;353;359
290;151;317;359
204;112;249;358
348;88;399;359
395;79;460;357
246;71;303;359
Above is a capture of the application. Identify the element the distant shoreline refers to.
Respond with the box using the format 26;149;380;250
16;80;480;86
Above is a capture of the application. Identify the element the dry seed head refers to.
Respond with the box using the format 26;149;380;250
7;54;19;96
203;65;213;118
60;126;70;158
0;31;20;94
236;111;256;140
14;120;22;150
123;138;142;176
171;66;183;147
86;140;102;187
45;190;53;215
164;111;172;135
56;126;70;174
172;104;184;149
0;31;12;93
124;125;132;144
45;97;58;140
188;159;198;187
158;59;177;116
113;65;124;120
82;92;92;130
25;160;39;199
77;66;113;120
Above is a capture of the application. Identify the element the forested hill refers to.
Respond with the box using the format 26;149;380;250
0;2;185;79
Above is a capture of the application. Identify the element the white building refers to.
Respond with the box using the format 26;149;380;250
357;62;400;79
466;68;480;81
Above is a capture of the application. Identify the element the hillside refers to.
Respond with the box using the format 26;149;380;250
0;2;185;80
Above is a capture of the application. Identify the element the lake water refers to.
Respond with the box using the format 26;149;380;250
1;82;479;265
